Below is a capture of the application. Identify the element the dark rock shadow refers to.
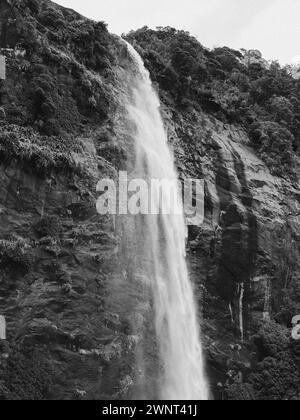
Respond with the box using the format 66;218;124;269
215;146;258;340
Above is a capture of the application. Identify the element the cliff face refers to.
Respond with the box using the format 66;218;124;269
0;0;143;400
163;109;300;398
0;1;299;400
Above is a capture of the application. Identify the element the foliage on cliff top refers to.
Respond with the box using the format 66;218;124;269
0;0;125;176
126;27;300;179
1;0;114;73
0;0;119;178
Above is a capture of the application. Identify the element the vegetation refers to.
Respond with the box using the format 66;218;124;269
126;27;300;178
0;0;117;176
0;344;52;400
225;322;300;400
0;238;33;273
249;122;296;177
225;224;300;400
34;215;62;239
0;124;84;176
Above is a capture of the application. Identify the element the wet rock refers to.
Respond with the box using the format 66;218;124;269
67;202;96;221
0;340;9;355
17;319;75;347
103;312;122;331
164;110;300;392
0;107;6;119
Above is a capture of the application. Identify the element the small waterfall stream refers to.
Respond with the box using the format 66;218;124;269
122;42;209;400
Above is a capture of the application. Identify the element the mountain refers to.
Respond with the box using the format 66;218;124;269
0;0;299;400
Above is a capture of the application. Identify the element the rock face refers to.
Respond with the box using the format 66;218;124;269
0;0;144;400
0;159;138;400
163;111;300;396
0;0;299;400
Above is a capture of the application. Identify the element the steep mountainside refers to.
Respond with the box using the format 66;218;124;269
0;1;299;400
0;0;142;400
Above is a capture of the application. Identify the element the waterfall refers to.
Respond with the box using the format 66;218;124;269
124;42;209;400
239;283;245;342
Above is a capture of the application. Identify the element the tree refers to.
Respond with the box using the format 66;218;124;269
249;121;296;176
268;96;294;124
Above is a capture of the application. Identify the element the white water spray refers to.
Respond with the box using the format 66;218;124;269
124;43;209;400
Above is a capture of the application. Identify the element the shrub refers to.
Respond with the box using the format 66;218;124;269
226;322;300;400
225;381;255;400
0;239;33;273
213;47;241;72
0;345;52;400
253;322;290;359
268;96;294;124
0;125;82;176
248;354;300;400
34;215;62;239
249;121;296;176
26;0;40;15
39;6;65;29
40;101;56;118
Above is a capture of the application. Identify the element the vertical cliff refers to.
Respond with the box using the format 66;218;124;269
0;0;146;400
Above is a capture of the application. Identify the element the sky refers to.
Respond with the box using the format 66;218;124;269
54;0;300;65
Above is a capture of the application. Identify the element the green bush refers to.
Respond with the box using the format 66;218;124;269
226;322;300;400
0;239;33;273
0;125;82;176
225;380;255;400
249;121;295;176
253;322;290;358
39;6;65;29
27;0;40;15
0;345;52;400
214;47;241;72
248;354;300;400
0;0;115;141
34;215;62;239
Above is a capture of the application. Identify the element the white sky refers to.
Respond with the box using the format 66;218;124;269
54;0;300;64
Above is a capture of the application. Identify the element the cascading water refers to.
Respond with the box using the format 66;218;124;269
123;42;209;400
